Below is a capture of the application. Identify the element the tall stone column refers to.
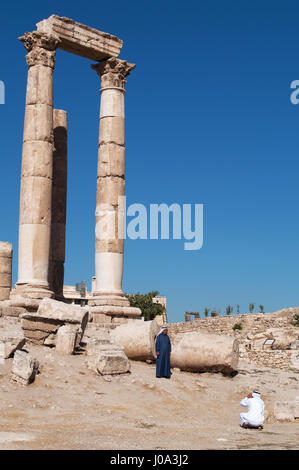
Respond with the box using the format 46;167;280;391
11;31;60;301
89;57;141;322
49;109;68;299
0;242;13;301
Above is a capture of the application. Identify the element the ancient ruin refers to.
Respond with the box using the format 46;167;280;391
1;15;141;323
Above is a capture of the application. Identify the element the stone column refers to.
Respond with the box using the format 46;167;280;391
11;31;60;301
49;109;68;299
89;57;141;322
0;242;13;301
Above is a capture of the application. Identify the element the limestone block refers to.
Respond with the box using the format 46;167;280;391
110;320;160;361
55;324;78;355
3;297;40;310
90;305;141;318
0;329;25;359
96;238;124;254
25;65;53;106
0;242;12;301
32;298;88;325
170;331;239;375
0;288;11;302
289;351;299;371
98;143;125;178
99;117;125;146
21;318;60;333
23;104;53;143
89;313;112;323
21;141;53;179
96;345;130;375
97;176;125;206
22;330;50;344
87;336;130;375
10;350;39;385
19;177;52;225
36;15;123;61
100;89;125;119
44;333;56;347
274;401;296;421
21;299;88;345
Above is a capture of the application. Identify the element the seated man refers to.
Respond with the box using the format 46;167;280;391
240;391;264;429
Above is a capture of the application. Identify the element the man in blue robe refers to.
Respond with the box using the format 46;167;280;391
155;327;171;379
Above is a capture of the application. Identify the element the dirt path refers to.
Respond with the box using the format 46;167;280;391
0;345;298;450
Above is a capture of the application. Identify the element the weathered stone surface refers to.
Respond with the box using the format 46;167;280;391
44;333;56;347
10;350;39;385
87;334;130;375
289;351;299;371
25;298;88;324
22;330;50;343
111;320;160;361
56;324;78;355
21;318;60;333
98;143;125;177
0;242;12;301
96;345;130;375
0;306;27;317
0;288;11;302
0;329;25;359
14;31;57;302
49;109;67;299
274;401;296;421
170;331;239;375
89;57;141;323
20;299;88;346
36;15;123;61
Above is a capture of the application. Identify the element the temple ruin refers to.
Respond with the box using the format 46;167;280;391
1;15;141;323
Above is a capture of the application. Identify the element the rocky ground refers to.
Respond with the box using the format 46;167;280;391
0;342;298;450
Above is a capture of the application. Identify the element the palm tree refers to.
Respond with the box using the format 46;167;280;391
236;304;240;314
211;308;220;317
226;305;233;315
249;303;255;313
259;304;264;313
203;308;210;318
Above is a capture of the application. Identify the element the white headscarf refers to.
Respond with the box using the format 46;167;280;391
156;326;167;338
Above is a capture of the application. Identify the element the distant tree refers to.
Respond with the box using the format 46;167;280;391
203;308;210;318
291;314;299;327
249;303;255;313
259;304;264;313
236;304;240;314
125;291;165;321
211;308;220;317
226;305;233;315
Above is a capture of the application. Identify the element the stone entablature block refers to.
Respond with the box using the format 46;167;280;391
36;15;123;61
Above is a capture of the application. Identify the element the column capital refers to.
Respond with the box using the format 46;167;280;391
92;57;135;90
19;31;60;69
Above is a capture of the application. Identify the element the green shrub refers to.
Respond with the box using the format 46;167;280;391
125;291;165;321
291;314;299;327
233;322;243;331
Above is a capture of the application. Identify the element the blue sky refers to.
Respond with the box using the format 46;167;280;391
1;0;299;322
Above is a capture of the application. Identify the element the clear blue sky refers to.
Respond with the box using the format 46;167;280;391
1;0;299;322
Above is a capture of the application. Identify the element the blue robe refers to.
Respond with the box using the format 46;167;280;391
155;333;171;378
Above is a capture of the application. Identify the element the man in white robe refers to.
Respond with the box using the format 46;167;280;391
240;391;264;429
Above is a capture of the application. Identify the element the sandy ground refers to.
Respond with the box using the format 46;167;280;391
0;343;298;450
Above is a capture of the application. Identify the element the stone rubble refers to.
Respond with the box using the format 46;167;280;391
10;350;39;385
86;329;130;376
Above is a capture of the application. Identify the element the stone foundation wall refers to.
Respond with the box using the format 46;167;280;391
167;308;299;370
